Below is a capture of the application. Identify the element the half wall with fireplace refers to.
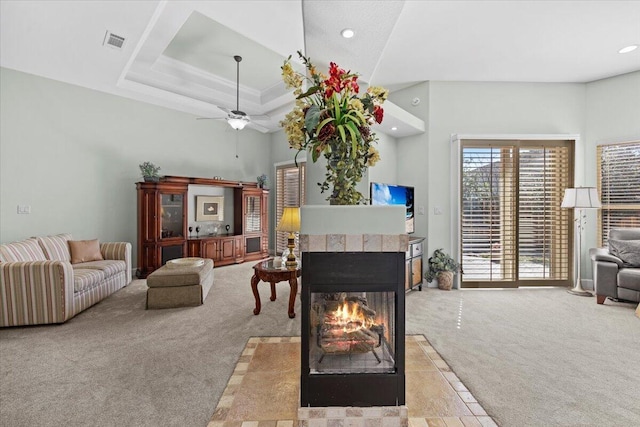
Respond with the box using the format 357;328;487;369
299;205;408;408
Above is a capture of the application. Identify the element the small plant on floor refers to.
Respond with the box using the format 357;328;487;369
139;161;161;182
425;248;460;290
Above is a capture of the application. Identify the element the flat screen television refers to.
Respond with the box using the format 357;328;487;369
370;182;415;234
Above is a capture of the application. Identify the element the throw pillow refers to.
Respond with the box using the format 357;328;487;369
69;239;104;264
608;239;640;267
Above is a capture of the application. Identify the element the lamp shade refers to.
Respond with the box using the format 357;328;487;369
561;187;602;209
276;207;301;232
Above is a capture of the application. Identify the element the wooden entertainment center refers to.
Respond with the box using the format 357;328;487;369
136;176;268;278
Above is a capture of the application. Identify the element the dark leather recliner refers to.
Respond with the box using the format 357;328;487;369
590;228;640;305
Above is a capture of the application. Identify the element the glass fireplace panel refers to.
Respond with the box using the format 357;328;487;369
309;291;396;375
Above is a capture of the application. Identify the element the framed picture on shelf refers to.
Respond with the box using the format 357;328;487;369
196;196;224;221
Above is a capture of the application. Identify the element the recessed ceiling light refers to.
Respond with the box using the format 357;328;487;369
618;45;638;54
391;127;398;131
341;28;355;39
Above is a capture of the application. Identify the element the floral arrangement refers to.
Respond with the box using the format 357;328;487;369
280;51;388;205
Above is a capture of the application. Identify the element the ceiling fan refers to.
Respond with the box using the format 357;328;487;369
197;55;269;130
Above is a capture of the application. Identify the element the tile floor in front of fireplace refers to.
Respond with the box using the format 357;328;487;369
208;336;498;427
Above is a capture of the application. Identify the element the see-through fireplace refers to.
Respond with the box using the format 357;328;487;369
301;251;405;407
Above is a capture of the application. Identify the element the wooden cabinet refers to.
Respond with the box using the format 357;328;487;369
137;177;268;278
136;180;188;278
187;235;243;267
406;237;425;291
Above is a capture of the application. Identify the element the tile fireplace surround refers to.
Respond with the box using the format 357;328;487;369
208;336;497;426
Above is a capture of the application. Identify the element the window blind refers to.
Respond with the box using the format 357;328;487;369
518;145;571;281
275;162;306;254
597;141;640;246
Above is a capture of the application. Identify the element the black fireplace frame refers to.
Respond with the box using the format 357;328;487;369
301;251;405;407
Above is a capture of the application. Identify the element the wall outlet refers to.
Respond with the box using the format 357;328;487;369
17;205;31;214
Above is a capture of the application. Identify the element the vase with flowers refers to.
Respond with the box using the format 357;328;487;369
280;51;388;205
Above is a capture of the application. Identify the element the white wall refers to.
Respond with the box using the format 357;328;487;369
390;82;430;239
367;132;399;187
0;67;273;266
583;71;640;279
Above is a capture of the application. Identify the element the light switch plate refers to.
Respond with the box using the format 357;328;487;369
17;205;31;214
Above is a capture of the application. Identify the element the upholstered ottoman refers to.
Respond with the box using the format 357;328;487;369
146;258;214;309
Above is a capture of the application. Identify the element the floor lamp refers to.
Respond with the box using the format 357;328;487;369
561;187;601;296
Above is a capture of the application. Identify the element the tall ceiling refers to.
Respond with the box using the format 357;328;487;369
1;0;639;135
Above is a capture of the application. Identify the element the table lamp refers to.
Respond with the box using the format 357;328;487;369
561;187;601;296
276;207;301;267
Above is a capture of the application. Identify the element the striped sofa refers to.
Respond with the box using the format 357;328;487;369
0;234;131;327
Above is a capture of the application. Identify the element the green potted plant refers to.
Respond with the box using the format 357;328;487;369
425;248;461;290
139;161;161;182
257;173;268;188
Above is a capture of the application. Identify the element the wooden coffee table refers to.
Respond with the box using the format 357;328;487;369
251;258;301;318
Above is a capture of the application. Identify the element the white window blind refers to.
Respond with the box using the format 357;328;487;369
460;140;572;287
597;141;640;246
275;162;306;254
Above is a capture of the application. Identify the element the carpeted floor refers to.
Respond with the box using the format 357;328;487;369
1;261;639;426
405;287;640;427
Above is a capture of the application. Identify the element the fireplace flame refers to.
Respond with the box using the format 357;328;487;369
334;301;373;332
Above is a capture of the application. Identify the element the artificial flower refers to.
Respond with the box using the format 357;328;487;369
279;51;388;205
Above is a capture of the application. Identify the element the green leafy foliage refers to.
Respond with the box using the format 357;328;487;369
425;249;461;283
139;161;160;178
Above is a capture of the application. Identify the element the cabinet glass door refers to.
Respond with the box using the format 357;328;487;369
160;193;184;239
245;196;261;233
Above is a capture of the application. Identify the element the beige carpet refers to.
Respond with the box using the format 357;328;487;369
2;261;638;426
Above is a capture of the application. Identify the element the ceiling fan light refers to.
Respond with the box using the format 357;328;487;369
227;116;249;130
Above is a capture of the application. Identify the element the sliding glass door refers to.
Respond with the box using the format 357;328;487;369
460;140;573;288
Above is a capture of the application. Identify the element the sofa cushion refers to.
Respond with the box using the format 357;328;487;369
608;239;640;267
0;238;47;262
69;239;104;264
74;260;126;278
73;268;106;293
37;234;72;261
618;268;640;292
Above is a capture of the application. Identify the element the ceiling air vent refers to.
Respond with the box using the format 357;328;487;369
103;31;125;49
